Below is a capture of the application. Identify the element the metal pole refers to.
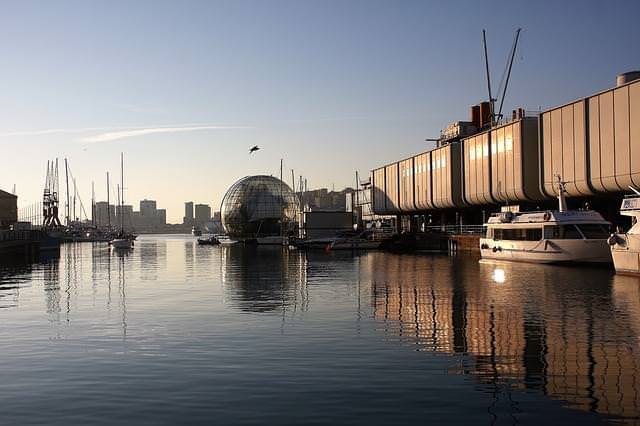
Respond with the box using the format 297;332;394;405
107;172;111;229
65;158;70;227
482;29;494;126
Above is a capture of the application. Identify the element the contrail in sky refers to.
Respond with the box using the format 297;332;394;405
79;125;245;143
0;124;248;142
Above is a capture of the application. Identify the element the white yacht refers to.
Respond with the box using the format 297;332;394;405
480;178;612;264
609;191;640;275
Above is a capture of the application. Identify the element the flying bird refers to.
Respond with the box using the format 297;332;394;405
249;145;260;154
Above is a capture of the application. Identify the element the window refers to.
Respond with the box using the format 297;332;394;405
576;224;610;239
543;225;585;239
491;227;541;241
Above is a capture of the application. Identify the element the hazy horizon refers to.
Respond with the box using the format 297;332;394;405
1;0;639;222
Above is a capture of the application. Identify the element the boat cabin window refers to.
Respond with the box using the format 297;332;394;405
575;224;610;239
491;227;542;241
543;225;585;239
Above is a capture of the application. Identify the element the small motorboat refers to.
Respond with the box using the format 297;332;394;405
110;238;133;250
197;235;220;246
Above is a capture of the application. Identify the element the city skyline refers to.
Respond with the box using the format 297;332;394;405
1;0;639;222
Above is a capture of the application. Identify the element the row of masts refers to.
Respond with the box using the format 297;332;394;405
42;153;126;230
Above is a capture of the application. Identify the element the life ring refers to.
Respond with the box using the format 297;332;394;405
543;212;551;221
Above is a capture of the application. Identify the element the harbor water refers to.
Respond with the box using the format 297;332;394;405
1;235;639;425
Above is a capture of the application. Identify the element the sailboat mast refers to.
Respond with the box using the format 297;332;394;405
73;178;77;223
280;158;283;238
120;152;124;231
117;183;121;229
92;181;95;227
65;158;70;227
107;172;111;229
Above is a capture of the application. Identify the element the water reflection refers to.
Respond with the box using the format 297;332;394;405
221;245;308;313
367;253;640;422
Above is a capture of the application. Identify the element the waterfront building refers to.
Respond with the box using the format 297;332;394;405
220;175;299;238
115;205;134;230
0;189;17;229
194;204;211;226
370;73;640;230
140;199;157;220
183;201;194;225
157;209;166;226
299;188;355;212
95;201;116;228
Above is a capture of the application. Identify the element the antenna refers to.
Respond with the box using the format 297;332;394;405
496;28;522;122
482;29;495;126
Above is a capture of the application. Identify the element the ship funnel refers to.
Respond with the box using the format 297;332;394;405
617;71;640;87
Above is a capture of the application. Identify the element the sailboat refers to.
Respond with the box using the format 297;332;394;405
110;153;134;250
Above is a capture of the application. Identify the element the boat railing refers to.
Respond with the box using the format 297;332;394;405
424;225;485;235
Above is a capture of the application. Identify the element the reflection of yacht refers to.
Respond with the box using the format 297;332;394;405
293;230;383;250
480;177;612;264
197;235;220;246
191;226;202;236
609;191;640;275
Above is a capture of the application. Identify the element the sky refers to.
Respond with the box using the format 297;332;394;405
1;0;639;223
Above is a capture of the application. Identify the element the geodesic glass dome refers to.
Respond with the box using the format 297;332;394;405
220;175;300;238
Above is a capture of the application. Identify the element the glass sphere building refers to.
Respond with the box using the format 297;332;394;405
220;175;300;238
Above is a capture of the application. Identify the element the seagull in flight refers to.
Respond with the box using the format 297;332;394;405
249;145;260;154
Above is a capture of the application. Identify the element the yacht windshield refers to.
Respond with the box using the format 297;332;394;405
575;224;610;239
544;224;608;239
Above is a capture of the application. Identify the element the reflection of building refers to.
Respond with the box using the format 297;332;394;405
0;189;18;229
221;245;307;312
366;253;640;422
194;204;211;226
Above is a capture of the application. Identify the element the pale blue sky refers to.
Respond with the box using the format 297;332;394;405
1;0;639;222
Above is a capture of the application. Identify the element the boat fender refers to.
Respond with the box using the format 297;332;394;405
481;243;489;250
543;212;551;221
607;234;623;246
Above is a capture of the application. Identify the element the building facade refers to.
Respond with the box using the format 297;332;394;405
0;190;18;229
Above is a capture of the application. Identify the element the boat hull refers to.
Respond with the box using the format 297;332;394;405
611;235;640;275
480;238;612;264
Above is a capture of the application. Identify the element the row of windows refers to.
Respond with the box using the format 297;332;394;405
468;138;514;161
489;224;610;241
491;227;542;241
400;156;448;177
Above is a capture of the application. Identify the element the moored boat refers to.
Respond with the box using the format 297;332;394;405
110;238;133;250
480;178;612;264
197;235;221;246
609;191;640;275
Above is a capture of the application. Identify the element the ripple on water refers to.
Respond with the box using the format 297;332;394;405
0;237;635;424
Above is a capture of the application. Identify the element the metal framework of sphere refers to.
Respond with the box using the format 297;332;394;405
221;175;300;238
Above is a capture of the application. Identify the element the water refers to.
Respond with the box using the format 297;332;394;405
1;235;639;425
